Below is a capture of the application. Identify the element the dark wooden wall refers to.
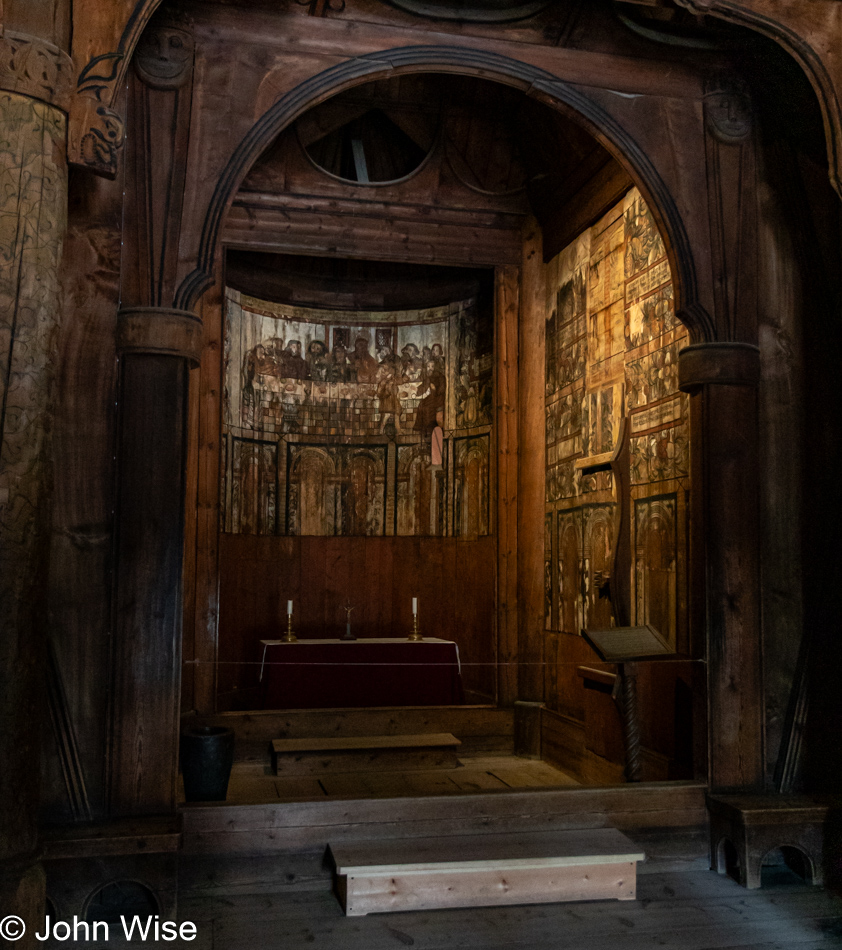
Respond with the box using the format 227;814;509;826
541;629;695;783
216;534;496;709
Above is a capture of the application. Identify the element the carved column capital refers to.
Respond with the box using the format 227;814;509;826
0;31;74;111
117;308;203;365
678;342;760;392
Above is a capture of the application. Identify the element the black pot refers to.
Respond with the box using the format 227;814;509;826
180;726;235;802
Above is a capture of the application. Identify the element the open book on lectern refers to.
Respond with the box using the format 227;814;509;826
582;624;675;664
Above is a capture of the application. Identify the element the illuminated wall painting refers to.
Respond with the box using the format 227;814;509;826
222;291;492;537
544;187;690;646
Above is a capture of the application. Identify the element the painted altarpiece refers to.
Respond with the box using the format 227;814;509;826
221;289;493;538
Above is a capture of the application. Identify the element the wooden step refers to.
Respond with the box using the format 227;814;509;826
328;828;645;916
189;706;515;760
179;781;708;855
271;733;461;775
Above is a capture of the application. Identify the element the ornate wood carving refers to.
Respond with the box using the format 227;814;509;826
675;0;842;199
134;26;194;89
67;0;168;176
0;90;67;894
0;31;74;111
70;57;127;178
704;72;752;144
123;24;194;307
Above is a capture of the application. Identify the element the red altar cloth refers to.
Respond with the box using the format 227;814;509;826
259;637;464;709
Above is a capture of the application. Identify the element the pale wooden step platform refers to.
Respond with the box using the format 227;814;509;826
328;828;645;916
271;733;461;775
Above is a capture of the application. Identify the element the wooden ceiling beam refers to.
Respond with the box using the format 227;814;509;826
541;159;634;262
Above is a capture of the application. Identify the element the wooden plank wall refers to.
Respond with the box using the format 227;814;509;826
542;629;695;781
216;534;496;710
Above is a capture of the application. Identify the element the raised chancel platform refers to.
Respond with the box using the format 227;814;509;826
328;828;645;915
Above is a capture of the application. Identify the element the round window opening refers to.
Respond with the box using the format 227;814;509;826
300;108;433;185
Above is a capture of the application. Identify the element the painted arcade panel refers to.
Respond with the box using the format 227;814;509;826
634;495;679;648
286;443;388;537
396;441;448;537
453;434;491;538
221;289;492;536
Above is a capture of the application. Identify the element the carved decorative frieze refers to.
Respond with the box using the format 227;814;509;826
0;31;74;111
134;27;194;89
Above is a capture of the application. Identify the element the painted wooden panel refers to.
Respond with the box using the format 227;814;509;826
222;290;491;537
543;186;690;638
453;434;491;538
542;187;693;776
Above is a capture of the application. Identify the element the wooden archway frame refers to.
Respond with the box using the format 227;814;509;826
174;45;712;342
69;0;842;198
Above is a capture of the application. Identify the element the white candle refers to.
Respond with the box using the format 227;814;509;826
412;597;418;615
287;600;293;616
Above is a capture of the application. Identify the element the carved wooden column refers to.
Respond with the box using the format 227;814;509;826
0;27;73;945
516;223;546;716
510;224;547;755
109;308;202;816
496;266;519;707
679;342;763;792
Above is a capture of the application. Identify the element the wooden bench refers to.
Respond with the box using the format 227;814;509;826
328;828;645;916
271;733;461;775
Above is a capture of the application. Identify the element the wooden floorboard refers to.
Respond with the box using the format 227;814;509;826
220;752;579;806
167;869;842;950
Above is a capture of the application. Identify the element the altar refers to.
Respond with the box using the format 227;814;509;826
259;638;465;709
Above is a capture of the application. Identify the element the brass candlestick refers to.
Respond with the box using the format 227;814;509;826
407;613;423;641
341;603;356;640
281;613;298;643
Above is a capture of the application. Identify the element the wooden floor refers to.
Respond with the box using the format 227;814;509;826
219;753;581;804
171;860;842;950
168;742;842;950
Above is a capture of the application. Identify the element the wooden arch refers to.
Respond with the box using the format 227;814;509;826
69;0;842;199
174;45;712;340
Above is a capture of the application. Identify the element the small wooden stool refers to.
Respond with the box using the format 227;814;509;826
707;794;834;889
